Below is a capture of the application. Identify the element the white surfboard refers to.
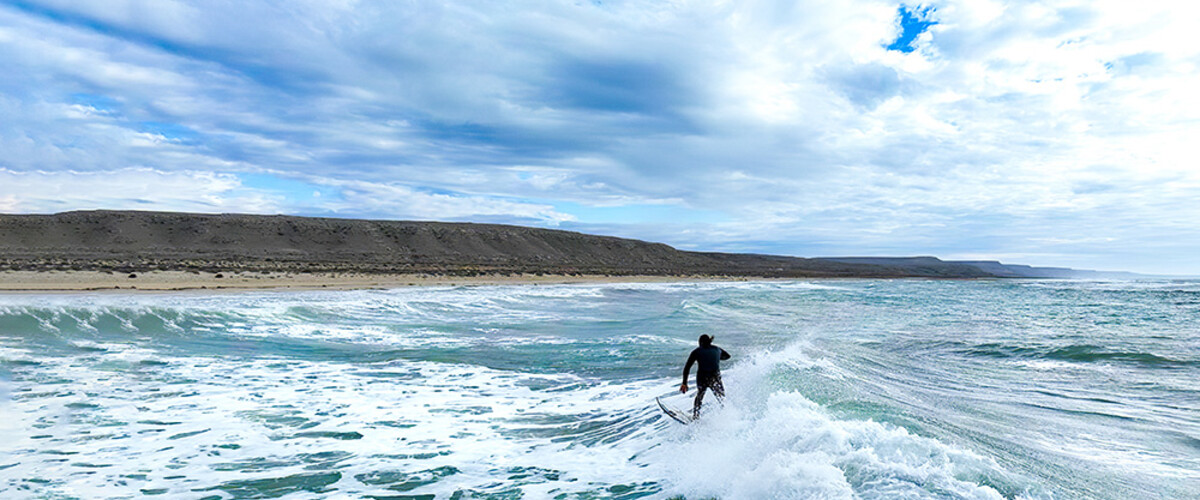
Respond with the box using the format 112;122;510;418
656;396;693;425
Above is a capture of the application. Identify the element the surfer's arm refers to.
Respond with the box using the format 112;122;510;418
681;351;697;392
720;348;730;361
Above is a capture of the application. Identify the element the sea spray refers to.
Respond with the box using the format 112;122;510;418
647;343;1036;499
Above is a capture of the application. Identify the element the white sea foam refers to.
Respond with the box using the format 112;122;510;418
1;294;1026;498
652;392;1013;499
1;346;669;498
638;343;1031;500
5;280;1194;498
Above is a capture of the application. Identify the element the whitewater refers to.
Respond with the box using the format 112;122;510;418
1;279;1197;499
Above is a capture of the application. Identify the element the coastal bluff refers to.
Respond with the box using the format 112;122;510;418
0;211;996;279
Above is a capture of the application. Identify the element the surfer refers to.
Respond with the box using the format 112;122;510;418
680;334;730;419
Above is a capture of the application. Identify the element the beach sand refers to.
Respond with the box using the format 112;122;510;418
0;270;753;292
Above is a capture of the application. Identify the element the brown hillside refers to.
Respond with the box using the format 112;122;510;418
0;211;992;278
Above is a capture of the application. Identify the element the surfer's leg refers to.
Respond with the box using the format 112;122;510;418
712;374;726;402
693;384;708;419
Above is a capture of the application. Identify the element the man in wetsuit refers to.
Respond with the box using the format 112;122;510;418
680;334;730;419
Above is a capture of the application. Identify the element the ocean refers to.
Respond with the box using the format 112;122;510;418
1;279;1197;499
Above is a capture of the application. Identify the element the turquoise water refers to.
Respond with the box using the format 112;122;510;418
1;280;1197;499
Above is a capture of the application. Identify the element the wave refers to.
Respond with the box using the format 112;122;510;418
5;279;1196;498
962;342;1195;367
1044;345;1193;366
642;344;1040;499
4;320;1037;499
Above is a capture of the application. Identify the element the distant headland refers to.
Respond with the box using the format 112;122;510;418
0;211;1142;291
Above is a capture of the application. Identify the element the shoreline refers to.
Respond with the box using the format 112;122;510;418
0;270;769;292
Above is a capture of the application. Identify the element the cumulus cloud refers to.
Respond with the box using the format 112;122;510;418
304;177;575;225
1;0;1198;273
0;168;274;213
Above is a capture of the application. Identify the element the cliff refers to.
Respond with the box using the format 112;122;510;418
0;211;994;279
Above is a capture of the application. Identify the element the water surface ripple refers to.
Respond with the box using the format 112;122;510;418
1;280;1197;498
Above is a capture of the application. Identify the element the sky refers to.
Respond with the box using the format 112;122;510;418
1;0;1199;274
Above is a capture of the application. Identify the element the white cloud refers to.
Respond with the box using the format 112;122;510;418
308;178;575;225
1;0;1199;272
0;167;577;225
0;168;276;214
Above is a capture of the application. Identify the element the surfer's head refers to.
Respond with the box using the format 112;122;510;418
698;334;712;347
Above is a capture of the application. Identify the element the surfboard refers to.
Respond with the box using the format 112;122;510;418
656;396;693;425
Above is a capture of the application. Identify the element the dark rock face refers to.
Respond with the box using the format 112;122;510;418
0;211;994;278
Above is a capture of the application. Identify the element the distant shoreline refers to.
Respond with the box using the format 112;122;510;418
0;270;774;292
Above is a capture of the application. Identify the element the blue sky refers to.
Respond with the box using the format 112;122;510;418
1;1;1199;274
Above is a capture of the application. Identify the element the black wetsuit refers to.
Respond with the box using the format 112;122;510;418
683;345;730;417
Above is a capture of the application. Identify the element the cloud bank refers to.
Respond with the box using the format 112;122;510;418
1;0;1198;273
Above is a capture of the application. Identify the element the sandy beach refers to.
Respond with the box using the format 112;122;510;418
0;270;754;292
